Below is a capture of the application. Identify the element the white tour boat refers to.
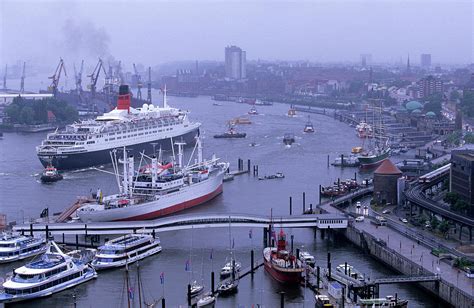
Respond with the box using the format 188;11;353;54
0;233;47;263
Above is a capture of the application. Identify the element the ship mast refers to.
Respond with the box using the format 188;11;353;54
162;84;168;109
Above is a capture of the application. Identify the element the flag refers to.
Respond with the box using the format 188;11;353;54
128;287;134;300
160;272;164;284
232;238;235;249
185;259;190;271
210;249;213;260
249;229;252;239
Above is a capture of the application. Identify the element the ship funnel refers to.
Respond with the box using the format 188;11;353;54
117;84;131;112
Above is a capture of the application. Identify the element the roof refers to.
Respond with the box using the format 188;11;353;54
374;159;402;175
406;100;423;111
426;111;436;117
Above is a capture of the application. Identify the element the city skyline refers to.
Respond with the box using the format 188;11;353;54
0;0;472;67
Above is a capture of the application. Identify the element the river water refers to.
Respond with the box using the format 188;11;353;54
0;93;439;307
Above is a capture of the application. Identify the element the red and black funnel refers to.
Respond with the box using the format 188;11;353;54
117;85;131;112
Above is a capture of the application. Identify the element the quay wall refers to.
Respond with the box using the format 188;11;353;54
343;225;473;308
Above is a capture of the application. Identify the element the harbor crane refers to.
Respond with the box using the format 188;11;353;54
48;58;67;96
88;58;106;96
2;65;7;90
147;67;152;103
133;63;142;100
74;60;84;93
20;62;26;93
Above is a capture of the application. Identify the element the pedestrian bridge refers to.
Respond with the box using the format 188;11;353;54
13;213;348;236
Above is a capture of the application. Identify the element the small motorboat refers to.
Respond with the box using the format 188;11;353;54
40;165;63;183
196;293;216;307
287;105;296;117
190;280;204;297
220;260;241;279
283;133;295;146
259;172;285;180
223;174;235;182
212;102;222;106
303;116;315;133
248;106;258;115
214;125;246;139
217;280;238;295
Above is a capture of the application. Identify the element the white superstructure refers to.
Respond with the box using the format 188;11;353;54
0;233;47;263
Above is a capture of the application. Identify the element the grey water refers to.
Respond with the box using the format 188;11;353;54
0;94;439;307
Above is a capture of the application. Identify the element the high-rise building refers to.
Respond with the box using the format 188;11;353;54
360;54;372;67
225;46;246;80
420;54;432;68
418;75;442;98
451;149;474;208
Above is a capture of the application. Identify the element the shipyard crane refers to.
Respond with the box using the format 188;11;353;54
147;67;152;103
2;65;7;90
133;63;142;100
19;62;26;93
74;60;84;93
48;58;67;96
116;60;124;84
88;58;107;95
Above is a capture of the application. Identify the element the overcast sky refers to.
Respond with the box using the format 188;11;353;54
0;0;472;68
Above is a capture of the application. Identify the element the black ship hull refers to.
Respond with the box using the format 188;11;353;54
38;129;199;170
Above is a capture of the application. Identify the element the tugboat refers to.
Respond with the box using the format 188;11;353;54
248;106;258;115
40;164;63;183
283;133;295;146
214;125;246;139
263;228;304;284
287;105;296;117
303;116;315;133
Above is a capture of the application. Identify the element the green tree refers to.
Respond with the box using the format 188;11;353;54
19;106;35;124
423;93;443;115
450;91;460;101
464;133;474;144
452;199;469;213
461;91;474;117
438;220;450;234
430;216;440;229
444;192;459;205
5;103;21;121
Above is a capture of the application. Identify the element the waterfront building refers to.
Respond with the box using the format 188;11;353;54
450;149;474;207
373;159;403;205
225;46;246;80
420;54;432;68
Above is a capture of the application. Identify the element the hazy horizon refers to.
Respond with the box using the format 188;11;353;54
1;0;473;69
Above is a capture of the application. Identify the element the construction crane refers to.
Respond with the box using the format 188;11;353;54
87;58;106;95
147;67;152;103
48;58;67;96
2;65;7;90
74;60;84;93
20;62;26;93
133;63;142;100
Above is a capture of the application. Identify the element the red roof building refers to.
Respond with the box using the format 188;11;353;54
374;159;402;205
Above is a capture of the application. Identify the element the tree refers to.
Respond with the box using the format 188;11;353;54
19;106;35;124
461;91;474;117
430;216;440;229
450;91;460;101
452;199;469;214
423;93;443;115
438;220;450;234
464;133;474;144
444;192;459;205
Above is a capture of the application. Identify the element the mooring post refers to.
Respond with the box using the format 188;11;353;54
75;234;79;250
45;225;49;240
280;291;285;308
344;262;348;275
187;284;191;306
341;154;344;166
62;233;65;244
327;155;330;167
30;223;33;236
296;248;300;261
256;165;259;176
316;266;320;288
319;185;322;204
263;227;268;246
247;159;251;172
303;192;306;213
161;297;165;308
309;203;313;213
251;250;255;276
289;196;292;215
211;271;215;294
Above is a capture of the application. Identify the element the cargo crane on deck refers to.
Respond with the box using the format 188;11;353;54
88;58;106;96
74;60;84;93
48;58;67;96
133;63;142;100
147;67;152;103
19;62;26;93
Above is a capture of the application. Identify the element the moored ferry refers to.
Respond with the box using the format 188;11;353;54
91;234;162;270
36;85;200;170
0;242;97;304
0;233;47;263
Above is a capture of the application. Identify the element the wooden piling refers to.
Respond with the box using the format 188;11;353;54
251;250;254;276
289;197;292;215
161;298;165;308
211;272;215;293
302;192;306;213
280;291;285;308
30;224;33;236
187;284;191;306
247;159;251;172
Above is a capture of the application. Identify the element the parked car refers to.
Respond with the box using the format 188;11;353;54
400;218;408;223
382;209;391;214
355;216;365;222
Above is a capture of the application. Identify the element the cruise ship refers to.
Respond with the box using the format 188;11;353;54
77;136;229;222
0;233;47;263
0;241;97;304
91;234;162;270
36;85;201;170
